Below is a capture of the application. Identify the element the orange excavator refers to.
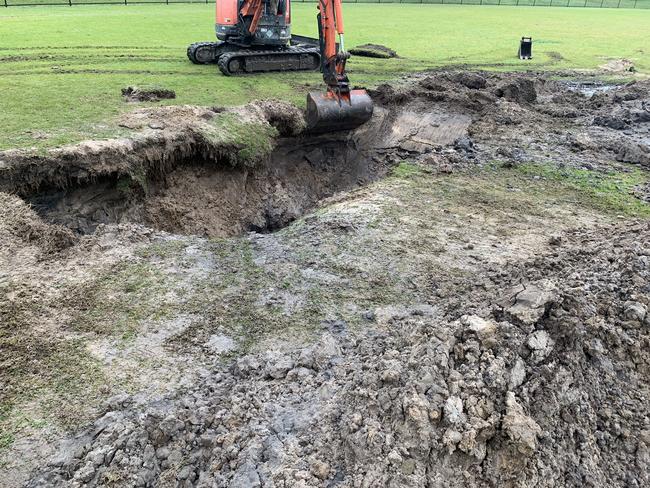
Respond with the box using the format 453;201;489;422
187;0;373;132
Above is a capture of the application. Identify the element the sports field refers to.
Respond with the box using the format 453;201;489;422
1;4;650;149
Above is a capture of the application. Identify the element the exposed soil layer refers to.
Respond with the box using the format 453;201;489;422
26;135;388;237
1;70;650;488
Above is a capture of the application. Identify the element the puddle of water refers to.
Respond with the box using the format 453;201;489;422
564;81;618;98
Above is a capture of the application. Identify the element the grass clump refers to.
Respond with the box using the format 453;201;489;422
136;239;189;259
199;113;278;168
391;161;424;179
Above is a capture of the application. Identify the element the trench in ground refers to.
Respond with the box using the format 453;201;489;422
24;97;475;237
27;134;392;238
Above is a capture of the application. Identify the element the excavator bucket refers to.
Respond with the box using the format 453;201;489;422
306;89;374;133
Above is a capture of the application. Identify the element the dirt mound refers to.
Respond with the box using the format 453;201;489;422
122;86;176;102
0;192;75;261
494;78;537;103
452;72;487;90
600;58;636;73
349;44;398;59
26;222;650;487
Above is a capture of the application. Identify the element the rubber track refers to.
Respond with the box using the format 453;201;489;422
187;42;222;65
217;47;320;76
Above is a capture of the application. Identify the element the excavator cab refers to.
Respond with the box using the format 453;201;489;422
216;0;291;46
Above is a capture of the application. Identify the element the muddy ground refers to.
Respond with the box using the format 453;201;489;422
1;70;649;487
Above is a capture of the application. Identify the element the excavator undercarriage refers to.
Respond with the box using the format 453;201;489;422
187;38;321;76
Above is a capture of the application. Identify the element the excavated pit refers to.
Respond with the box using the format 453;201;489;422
3;72;650;244
16;95;476;238
27;135;388;238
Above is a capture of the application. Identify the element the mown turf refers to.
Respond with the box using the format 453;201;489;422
1;4;650;149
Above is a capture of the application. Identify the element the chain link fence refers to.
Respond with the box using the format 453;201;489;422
3;0;649;8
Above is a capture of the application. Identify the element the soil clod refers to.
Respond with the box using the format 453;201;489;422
122;86;176;102
349;43;398;59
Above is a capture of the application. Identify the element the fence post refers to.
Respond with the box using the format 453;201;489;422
69;0;71;5
4;0;7;7
617;0;621;6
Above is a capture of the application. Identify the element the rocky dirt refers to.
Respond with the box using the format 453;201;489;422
24;222;650;488
1;70;650;487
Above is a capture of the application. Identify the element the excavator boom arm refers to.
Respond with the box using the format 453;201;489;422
306;0;373;132
240;0;264;35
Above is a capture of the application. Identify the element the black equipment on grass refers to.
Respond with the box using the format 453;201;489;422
518;37;532;60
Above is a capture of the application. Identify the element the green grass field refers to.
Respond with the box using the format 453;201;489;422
1;4;650;150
